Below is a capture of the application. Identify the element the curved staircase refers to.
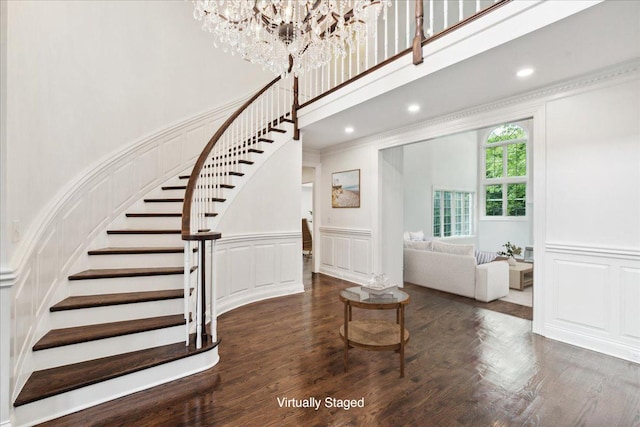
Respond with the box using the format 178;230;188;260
13;106;296;425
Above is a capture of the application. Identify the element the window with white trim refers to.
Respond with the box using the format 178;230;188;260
482;124;528;217
433;190;474;237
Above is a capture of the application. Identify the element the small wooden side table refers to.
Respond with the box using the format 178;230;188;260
339;287;410;377
509;262;533;290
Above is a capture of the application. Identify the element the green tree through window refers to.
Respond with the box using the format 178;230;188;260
483;124;527;217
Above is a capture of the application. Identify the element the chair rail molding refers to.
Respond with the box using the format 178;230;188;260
545;242;640;261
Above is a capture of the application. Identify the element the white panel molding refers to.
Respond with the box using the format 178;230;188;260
319;227;373;285
214;232;304;316
543;246;640;364
620;267;640;340
5;96;248;409
546;242;640;261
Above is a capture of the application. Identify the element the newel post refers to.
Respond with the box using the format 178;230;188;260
412;0;426;65
293;76;300;141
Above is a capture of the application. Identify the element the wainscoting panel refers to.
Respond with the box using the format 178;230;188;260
214;233;303;316
229;246;251;295
319;227;372;284
352;239;370;275
621;267;640;339
185;126;206;162
279;242;298;284
554;260;608;331
136;147;159;192
321;235;334;267
8;101;241;403
113;161;135;211
254;244;276;287
335;238;351;271
36;229;59;318
543;243;640;364
160;134;183;176
89;177;111;236
61;199;87;273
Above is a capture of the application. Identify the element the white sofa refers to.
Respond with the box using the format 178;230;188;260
403;239;509;302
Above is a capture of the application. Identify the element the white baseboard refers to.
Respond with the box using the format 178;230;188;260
544;323;640;365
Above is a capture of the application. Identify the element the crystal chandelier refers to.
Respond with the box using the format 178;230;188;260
192;0;390;77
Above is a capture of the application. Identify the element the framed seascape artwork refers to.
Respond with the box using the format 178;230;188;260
332;169;360;208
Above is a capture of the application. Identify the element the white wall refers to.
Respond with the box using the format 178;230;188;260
403;131;478;243
313;63;639;364
214;138;304;316
5;0;272;267
541;76;640;362
318;144;376;283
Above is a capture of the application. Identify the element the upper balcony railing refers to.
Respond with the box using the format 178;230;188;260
298;0;509;107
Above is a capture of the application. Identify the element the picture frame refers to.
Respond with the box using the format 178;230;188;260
331;169;360;208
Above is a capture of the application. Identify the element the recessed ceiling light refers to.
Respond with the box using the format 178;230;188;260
408;104;420;113
345;126;354;134
516;68;534;78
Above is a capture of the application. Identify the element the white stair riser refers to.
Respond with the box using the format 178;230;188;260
32;324;187;371
139;201;185;213
50;298;185;329
148;188;185;198
107;232;183;247
16;347;219;427
88;252;189;269
69;273;196;296
124;216;183;229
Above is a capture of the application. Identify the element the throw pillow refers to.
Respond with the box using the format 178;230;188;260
404;240;433;251
475;250;497;265
408;230;424;241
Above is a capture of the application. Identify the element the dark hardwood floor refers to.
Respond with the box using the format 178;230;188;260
43;262;639;426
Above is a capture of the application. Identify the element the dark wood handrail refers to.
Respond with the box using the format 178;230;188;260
181;76;282;238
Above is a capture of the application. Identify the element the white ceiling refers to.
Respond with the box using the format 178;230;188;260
300;0;640;150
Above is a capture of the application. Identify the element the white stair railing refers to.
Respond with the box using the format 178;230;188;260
182;74;295;348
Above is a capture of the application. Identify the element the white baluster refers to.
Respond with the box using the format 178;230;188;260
476;0;481;13
394;0;398;54
459;0;463;22
384;4;388;61
444;0;448;30
429;0;434;37
184;240;190;345
406;0;410;49
210;239;217;343
196;241;202;349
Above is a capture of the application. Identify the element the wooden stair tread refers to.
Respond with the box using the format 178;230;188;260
33;314;186;351
16;334;219;406
107;229;180;235
88;247;192;255
68;266;195;281
126;212;182;218
144;198;184;203
268;127;286;133
51;289;185;311
161;185;186;190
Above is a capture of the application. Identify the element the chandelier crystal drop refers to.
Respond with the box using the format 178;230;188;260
192;0;391;77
